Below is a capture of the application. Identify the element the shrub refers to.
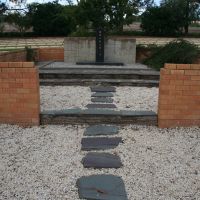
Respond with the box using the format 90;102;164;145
144;39;199;70
25;46;36;61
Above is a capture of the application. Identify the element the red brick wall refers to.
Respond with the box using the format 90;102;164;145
0;62;40;126
37;48;64;61
0;50;26;62
158;63;200;128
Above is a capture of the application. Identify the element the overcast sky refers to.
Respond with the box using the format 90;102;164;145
2;0;161;9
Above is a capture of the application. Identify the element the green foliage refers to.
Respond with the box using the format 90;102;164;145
75;0;154;33
27;2;76;36
161;0;200;34
144;39;199;70
141;6;184;36
25;46;36;61
5;13;31;35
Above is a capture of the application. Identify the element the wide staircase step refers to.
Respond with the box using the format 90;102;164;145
40;109;157;125
39;68;160;80
40;78;159;87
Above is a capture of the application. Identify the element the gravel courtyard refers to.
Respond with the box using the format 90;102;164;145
0;124;199;199
40;86;159;112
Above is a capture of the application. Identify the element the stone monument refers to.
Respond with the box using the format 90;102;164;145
64;29;136;65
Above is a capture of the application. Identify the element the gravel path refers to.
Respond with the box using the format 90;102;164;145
1;124;199;199
40;86;158;112
40;86;91;111
114;87;158;112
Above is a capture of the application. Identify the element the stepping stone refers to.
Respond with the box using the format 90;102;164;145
77;174;128;200
92;92;114;97
91;97;113;103
91;86;116;93
87;103;117;109
82;152;122;168
81;137;123;151
84;124;119;136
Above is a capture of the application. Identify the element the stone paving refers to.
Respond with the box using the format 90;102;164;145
1;37;200;51
77;86;128;199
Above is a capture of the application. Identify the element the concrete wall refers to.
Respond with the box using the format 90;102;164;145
158;63;200;128
64;37;136;64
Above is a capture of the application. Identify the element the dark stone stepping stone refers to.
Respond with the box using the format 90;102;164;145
84;125;119;136
91;97;113;103
92;92;114;97
87;103;117;109
81;137;122;151
82;152;122;168
77;174;128;200
91;86;116;93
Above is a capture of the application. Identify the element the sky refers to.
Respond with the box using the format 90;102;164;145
2;0;161;9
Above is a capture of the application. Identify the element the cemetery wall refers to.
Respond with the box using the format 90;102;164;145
64;37;136;64
0;50;27;62
158;63;200;128
0;62;40;126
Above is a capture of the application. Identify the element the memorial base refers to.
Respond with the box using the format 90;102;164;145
76;62;124;66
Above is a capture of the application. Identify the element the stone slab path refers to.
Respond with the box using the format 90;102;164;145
78;86;127;199
81;137;123;151
90;86;116;93
82;152;122;169
91;97;114;103
77;175;128;200
84;125;119;136
87;103;117;109
91;92;114;97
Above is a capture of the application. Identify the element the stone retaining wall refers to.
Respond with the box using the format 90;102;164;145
158;63;200;128
0;62;40;126
64;37;136;64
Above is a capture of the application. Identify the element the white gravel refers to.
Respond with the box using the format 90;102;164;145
1;124;199;199
114;87;159;112
40;86;91;111
40;86;159;113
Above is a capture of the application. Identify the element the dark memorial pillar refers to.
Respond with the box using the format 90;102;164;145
96;28;104;63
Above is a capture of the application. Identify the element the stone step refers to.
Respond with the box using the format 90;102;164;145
40;79;159;87
91;97;114;103
39;68;160;80
40;109;157;125
81;137;123;151
82;152;123;168
77;175;128;200
84;125;119;136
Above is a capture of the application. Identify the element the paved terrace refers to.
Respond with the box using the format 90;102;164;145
1;37;200;51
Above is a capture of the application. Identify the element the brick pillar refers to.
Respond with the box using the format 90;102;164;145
158;63;200;128
0;62;40;126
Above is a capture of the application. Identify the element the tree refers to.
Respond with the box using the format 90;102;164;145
161;0;200;34
141;6;185;36
76;0;154;32
27;2;76;36
5;13;31;34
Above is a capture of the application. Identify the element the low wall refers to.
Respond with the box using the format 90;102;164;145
0;62;40;126
37;48;64;61
64;37;136;64
158;63;200;128
0;50;26;62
